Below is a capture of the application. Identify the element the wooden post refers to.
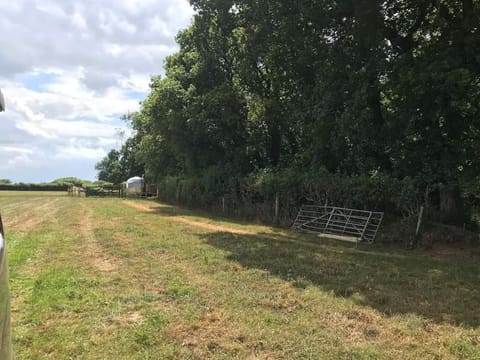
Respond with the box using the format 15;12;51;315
415;206;424;237
274;192;279;223
424;185;429;213
222;196;225;213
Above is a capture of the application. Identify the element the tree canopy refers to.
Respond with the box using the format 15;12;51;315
95;137;144;184
97;0;480;224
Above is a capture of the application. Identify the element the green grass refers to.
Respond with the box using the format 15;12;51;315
1;192;479;359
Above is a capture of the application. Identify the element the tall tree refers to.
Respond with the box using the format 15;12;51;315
100;0;480;223
95;149;123;184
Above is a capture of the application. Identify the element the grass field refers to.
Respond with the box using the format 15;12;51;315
1;191;479;359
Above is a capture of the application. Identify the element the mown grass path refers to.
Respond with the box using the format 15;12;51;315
1;192;479;359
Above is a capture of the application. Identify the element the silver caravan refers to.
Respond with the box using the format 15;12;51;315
126;176;144;196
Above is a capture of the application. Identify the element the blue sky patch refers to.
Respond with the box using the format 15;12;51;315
15;72;59;92
126;91;148;101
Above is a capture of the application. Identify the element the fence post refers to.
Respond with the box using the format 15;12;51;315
222;196;225;214
415;206;424;237
274;192;279;224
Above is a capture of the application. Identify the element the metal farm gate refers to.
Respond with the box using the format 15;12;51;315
292;205;384;243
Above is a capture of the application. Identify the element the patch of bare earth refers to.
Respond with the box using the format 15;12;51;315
77;202;120;273
169;309;247;357
124;200;254;235
428;247;466;260
426;243;480;260
112;310;144;325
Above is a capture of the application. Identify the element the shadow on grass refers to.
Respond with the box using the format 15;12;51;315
144;201;264;227
200;231;480;328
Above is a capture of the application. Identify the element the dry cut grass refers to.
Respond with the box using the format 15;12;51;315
0;192;479;359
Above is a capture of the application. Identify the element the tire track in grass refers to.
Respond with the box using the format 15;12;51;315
77;201;120;273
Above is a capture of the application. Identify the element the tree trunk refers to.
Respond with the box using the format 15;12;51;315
265;102;282;166
439;186;464;225
268;123;281;166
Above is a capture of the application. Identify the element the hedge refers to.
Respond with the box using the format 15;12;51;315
0;184;69;191
157;167;421;226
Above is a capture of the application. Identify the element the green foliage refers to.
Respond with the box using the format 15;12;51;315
0;178;95;191
158;167;419;226
99;0;480;229
448;339;480;359
50;177;91;187
95;137;144;184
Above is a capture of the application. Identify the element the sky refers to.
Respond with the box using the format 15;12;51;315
0;0;194;183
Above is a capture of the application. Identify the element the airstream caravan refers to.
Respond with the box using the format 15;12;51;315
126;176;144;196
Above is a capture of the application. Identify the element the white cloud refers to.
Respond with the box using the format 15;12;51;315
16;118;122;139
56;145;107;160
0;0;194;182
0;146;33;155
8;153;33;167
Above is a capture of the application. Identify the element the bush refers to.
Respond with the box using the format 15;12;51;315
157;167;421;228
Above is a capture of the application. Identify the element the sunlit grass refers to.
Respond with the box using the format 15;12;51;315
1;193;479;359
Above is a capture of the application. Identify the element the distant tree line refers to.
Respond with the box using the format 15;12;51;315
0;183;68;192
97;0;480;229
0;178;109;191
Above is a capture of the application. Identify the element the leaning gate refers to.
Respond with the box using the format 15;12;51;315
292;205;384;243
